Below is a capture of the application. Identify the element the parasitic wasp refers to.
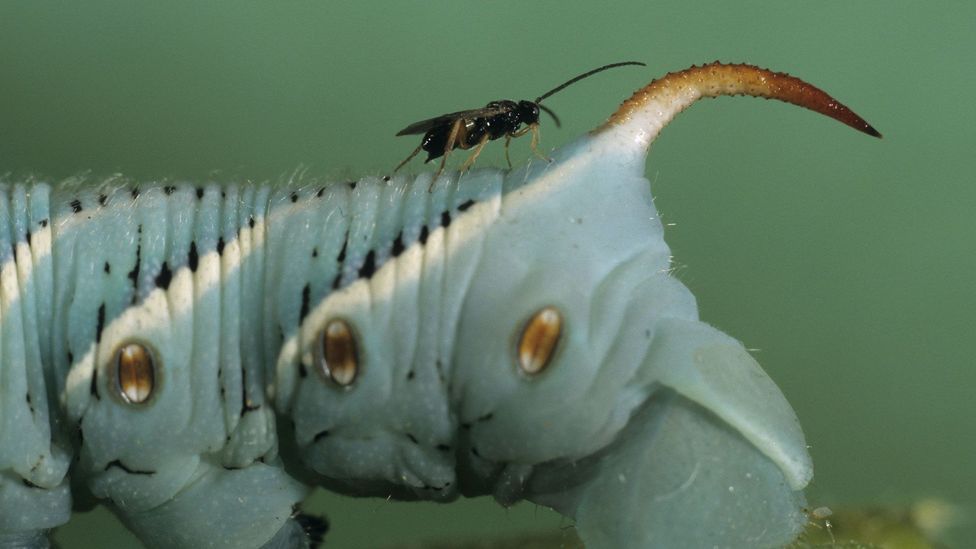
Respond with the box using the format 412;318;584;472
393;61;646;178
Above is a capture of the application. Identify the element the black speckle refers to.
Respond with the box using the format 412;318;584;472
406;433;419;444
347;180;357;190
39;219;48;228
313;430;330;443
391;233;405;257
25;229;31;244
217;237;225;255
95;303;106;343
381;175;390;182
477;412;494;423
25;392;34;414
337;237;348;263
290;191;299;203
317;187;326;197
331;273;342;290
435;444;451;453
311;247;318;258
440;211;452;228
104;262;111;274
248;216;255;229
300;283;311;321
154;262;172;290
70;199;82;213
196;187;205;200
164;185;176;195
221;191;226;199
21;478;41;489
406;370;415;381
471;446;481;458
298;362;308;378
458;199;475;212
188;242;199;272
98;194;108;206
131;187;140;199
358;250;376;279
67;351;73;364
418;225;430;245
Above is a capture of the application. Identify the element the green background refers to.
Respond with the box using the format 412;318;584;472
1;1;972;547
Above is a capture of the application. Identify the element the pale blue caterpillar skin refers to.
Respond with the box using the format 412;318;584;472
0;63;879;548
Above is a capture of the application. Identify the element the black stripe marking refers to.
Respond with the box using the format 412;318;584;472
90;361;100;400
70;199;82;213
317;187;326;197
290;191;299;203
131;188;140;200
154;262;172;290
216;237;225;255
98;194;108;206
358;251;376;279
300;283;311;321
104;262;111;274
164;185;176;195
127;225;143;302
95;303;106;343
440;211;452;228
188;242;199;272
458;199;475;212
391;233;405;257
418;225;430;245
196;187;205;200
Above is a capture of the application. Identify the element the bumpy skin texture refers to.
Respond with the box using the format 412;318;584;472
0;62;879;548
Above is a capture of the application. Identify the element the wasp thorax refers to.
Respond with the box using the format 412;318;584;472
115;343;156;404
320;319;358;387
517;306;562;375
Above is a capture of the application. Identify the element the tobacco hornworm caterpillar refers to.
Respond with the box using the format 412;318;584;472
0;63;879;549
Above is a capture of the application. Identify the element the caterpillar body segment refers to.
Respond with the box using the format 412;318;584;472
0;62;881;548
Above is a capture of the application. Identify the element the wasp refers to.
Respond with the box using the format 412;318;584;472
393;61;645;176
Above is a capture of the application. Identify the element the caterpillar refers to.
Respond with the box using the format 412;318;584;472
0;62;879;549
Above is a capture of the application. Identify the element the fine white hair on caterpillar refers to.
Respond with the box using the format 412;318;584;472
0;62;879;549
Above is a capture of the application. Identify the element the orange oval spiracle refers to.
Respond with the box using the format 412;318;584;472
517;306;563;375
115;343;156;404
320;319;359;387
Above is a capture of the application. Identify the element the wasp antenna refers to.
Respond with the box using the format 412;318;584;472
538;104;561;127
535;61;646;103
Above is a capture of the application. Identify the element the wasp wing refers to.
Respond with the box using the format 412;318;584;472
395;105;514;136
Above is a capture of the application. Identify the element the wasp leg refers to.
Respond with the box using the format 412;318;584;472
504;135;513;168
394;145;423;173
459;134;491;173
430;119;464;190
528;124;551;163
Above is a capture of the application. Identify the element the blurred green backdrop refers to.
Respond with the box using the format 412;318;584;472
1;1;972;547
